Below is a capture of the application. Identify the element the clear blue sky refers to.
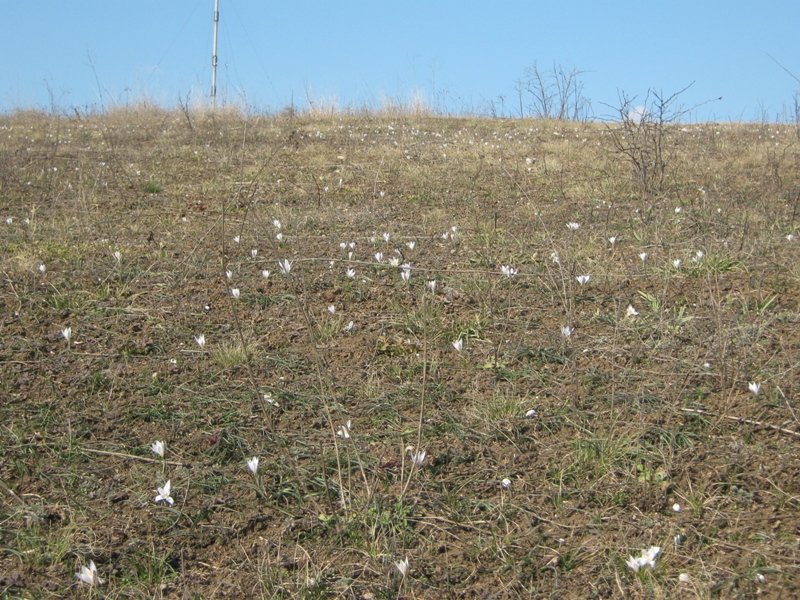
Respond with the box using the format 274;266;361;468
4;1;799;121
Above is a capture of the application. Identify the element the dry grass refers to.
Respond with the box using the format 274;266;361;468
1;108;799;598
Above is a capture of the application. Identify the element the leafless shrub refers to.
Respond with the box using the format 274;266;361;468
517;62;592;121
605;84;694;194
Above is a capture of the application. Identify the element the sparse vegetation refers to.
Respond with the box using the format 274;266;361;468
1;105;799;598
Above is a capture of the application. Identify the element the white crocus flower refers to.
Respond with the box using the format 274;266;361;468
247;457;259;475
230;288;240;299
395;557;410;577
337;420;351;440
76;560;102;586
748;382;761;396
278;259;292;274
566;222;580;231
626;305;639;317
500;265;518;278
452;338;463;352
561;325;574;338
576;275;590;285
409;449;426;468
62;327;72;342
625;546;660;572
154;480;174;505
151;441;165;457
625;556;643;573
643;545;661;566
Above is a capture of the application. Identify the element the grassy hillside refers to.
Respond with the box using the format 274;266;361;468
1;107;799;598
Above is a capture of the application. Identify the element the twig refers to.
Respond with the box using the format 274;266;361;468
400;290;429;502
290;269;348;510
680;408;800;438
766;53;800;86
0;478;26;505
168;474;192;530
777;386;799;423
82;447;190;467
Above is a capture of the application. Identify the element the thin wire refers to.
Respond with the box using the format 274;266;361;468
145;0;206;89
228;0;275;89
219;4;242;102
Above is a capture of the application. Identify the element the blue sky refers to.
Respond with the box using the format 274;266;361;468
4;1;799;121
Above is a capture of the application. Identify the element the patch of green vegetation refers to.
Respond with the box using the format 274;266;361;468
211;340;255;367
119;549;178;590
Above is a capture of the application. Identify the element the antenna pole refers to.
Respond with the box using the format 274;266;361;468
211;0;219;110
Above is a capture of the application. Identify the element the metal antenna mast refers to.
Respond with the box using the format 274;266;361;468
211;0;219;110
